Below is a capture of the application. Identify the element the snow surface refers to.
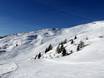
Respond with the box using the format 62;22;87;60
0;21;104;78
0;63;17;77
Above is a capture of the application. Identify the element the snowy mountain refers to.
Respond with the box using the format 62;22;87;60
0;21;104;78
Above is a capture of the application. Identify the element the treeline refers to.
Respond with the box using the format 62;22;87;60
34;35;88;60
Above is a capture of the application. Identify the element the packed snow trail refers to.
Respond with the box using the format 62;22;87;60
0;62;17;77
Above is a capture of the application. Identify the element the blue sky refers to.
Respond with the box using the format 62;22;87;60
0;0;104;35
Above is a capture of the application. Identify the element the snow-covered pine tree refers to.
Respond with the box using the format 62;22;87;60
56;43;67;56
45;44;53;53
62;47;67;56
74;35;77;39
37;53;41;59
70;39;74;44
56;45;62;54
77;41;85;51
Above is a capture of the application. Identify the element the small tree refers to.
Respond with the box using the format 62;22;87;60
80;41;85;48
16;44;18;46
56;43;67;56
62;47;67;56
48;44;53;50
45;48;48;53
74;35;77;39
77;45;80;51
45;44;53;53
34;55;38;59
77;41;85;51
70;39;74;44
38;53;41;59
56;45;61;53
86;37;88;40
56;44;64;54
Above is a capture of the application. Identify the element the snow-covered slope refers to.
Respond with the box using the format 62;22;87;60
0;21;104;78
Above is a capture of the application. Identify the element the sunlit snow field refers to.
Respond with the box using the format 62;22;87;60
0;21;104;78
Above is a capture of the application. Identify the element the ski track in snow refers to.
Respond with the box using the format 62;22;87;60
0;62;17;77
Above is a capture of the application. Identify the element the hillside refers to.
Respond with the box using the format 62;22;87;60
0;21;104;78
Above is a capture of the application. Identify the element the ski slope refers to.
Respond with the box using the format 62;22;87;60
0;63;17;77
0;21;104;78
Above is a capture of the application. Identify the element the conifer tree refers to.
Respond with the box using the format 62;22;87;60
80;41;85;48
77;45;80;51
62;47;67;56
77;41;85;51
70;39;74;44
45;44;53;53
38;53;41;59
56;45;61;53
48;44;53;50
74;35;77;39
56;43;67;56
